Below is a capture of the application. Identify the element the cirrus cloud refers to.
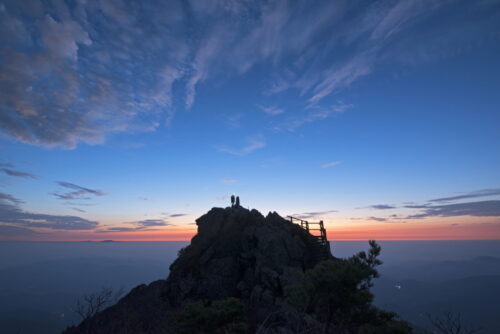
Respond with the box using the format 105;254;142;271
216;135;266;156
2;0;496;148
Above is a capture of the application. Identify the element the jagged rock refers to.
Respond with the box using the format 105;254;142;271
165;207;322;307
63;206;332;334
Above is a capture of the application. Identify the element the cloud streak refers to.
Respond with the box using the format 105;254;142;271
259;105;285;116
369;204;396;210
0;168;36;179
0;192;23;205
52;181;105;201
294;210;337;219
0;192;99;232
2;0;495;147
135;219;169;228
430;188;500;203
367;216;388;222
321;161;342;169
406;200;500;219
97;218;171;233
216;136;266;156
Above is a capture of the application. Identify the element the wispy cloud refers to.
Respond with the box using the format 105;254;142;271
1;0;493;148
96;227;139;233
369;204;396;210
0;192;24;205
293;210;337;219
307;55;373;106
136;219;169;227
259;105;285;116
224;113;244;128
168;213;187;218
161;212;188;218
0;168;36;179
406;200;500;219
216;136;266;156
0;192;98;231
285;103;352;131
321;161;342;169
430;188;500;203
0;1;183;148
367;216;388;222
71;207;86;213
96;218;171;233
354;188;500;222
52;182;105;201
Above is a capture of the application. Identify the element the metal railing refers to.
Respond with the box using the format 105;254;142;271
288;216;328;245
288;216;332;259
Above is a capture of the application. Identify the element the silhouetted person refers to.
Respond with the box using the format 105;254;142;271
231;195;235;207
235;196;240;207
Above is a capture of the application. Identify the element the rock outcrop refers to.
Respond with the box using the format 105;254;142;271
63;206;332;334
165;206;326;307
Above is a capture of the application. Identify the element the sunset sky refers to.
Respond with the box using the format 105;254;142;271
1;0;500;241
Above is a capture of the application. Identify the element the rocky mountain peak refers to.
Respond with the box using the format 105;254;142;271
63;206;336;334
165;206;328;307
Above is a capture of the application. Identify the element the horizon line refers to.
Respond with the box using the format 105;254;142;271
2;238;500;242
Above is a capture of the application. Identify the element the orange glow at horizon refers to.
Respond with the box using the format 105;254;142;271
1;217;499;242
326;217;500;241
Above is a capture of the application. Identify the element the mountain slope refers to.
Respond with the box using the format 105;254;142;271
63;206;408;333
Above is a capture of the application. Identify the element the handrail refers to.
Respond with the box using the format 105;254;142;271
288;217;328;240
288;216;331;259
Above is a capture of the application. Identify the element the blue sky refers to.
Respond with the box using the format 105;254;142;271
1;0;500;240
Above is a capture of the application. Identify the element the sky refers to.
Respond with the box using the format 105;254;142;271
0;0;500;241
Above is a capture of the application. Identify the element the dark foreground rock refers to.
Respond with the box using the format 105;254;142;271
63;206;328;334
165;207;323;307
63;206;411;333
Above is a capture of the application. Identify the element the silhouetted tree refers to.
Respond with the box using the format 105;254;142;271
426;312;482;334
286;241;410;333
74;286;124;321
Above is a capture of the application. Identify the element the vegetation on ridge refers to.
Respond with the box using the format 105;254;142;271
286;241;411;333
64;208;417;334
172;240;412;333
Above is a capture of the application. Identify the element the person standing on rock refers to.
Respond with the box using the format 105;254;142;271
235;196;240;207
231;195;235;207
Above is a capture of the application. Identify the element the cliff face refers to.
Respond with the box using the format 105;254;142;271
63;206;329;334
165;206;322;306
